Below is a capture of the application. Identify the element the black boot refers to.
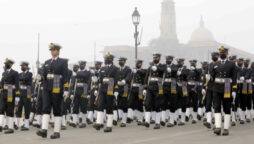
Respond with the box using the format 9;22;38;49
246;119;251;123
120;123;126;127
87;119;93;125
192;120;197;124
150;120;155;124
167;123;174;127
144;122;150;128
93;124;101;131
113;120;118;126
185;116;189;122
222;129;229;136
231;121;236;126
61;125;67;130
104;127;112;133
240;120;245;124
197;115;202;121
14;124;19;130
214;128;221;136
153;124;160;129
33;123;41;128
178;121;185;126
50;132;60;139
137;121;142;126
69;123;77;128
160;121;166;127
21;126;29;131
127;118;133;124
79;123;86;128
204;122;211;129
4;129;14;134
36;129;47;138
0;126;2;132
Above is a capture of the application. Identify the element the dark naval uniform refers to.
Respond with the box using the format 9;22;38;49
116;60;132;127
245;62;254;122
93;53;118;133
16;62;33;131
128;60;147;125
36;43;69;139
211;46;237;136
70;61;91;128
144;53;165;129
162;58;178;127
0;59;20;134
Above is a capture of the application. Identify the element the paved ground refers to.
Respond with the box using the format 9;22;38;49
0;121;254;144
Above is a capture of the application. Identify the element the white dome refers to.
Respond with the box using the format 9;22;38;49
189;17;215;42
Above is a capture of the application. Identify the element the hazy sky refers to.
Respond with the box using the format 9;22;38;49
0;0;253;73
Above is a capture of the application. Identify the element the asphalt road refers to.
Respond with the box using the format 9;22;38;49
0;121;254;144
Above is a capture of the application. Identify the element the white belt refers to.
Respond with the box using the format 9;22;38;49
20;85;27;90
188;81;197;86
246;79;252;84
103;78;110;83
3;85;15;90
40;87;44;90
76;83;85;87
215;78;232;84
164;78;172;83
150;77;159;82
132;83;141;87
47;74;62;79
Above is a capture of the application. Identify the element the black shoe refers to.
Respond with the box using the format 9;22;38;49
137;121;142;126
127;118;133;124
79;123;86;128
87;119;93;125
120;123;126;127
69;123;77;128
212;118;215;124
222;129;229;136
93;124;101;131
79;118;82;123
246;119;251;123
153;124;160;129
104;127;112;133
4;129;14;134
3;125;8;130
145;122;150;128
21;126;29;131
160;121;166;127
231;121;236;126
14;124;19;130
178;122;185;126
192;120;197;124
174;121;177;125
167;123;174;127
33;123;41;128
214;128;221;136
204;122;211;129
61;125;67;130
197;115;202;121
185;116;189;122
240;120;245;124
50;132;60;139
113;120;118;126
36;129;47;138
150;120;155;124
0;126;2;132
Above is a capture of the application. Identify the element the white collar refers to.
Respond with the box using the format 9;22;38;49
7;68;12;72
51;56;59;61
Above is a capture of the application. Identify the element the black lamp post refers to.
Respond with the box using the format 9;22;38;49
132;7;140;62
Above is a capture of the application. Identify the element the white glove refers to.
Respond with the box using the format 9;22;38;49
72;72;77;76
232;92;236;100
121;80;126;85
114;92;119;99
132;69;137;73
240;76;245;81
94;90;98;97
190;66;195;70
247;79;252;83
205;74;211;81
63;91;69;98
151;66;157;71
33;97;37;102
87;95;90;99
90;69;95;74
177;70;181;76
202;89;206;96
70;94;74;100
91;76;98;83
167;67;171;73
143;90;147;96
15;97;20;104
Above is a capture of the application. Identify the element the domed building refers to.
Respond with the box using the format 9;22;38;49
104;0;254;67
